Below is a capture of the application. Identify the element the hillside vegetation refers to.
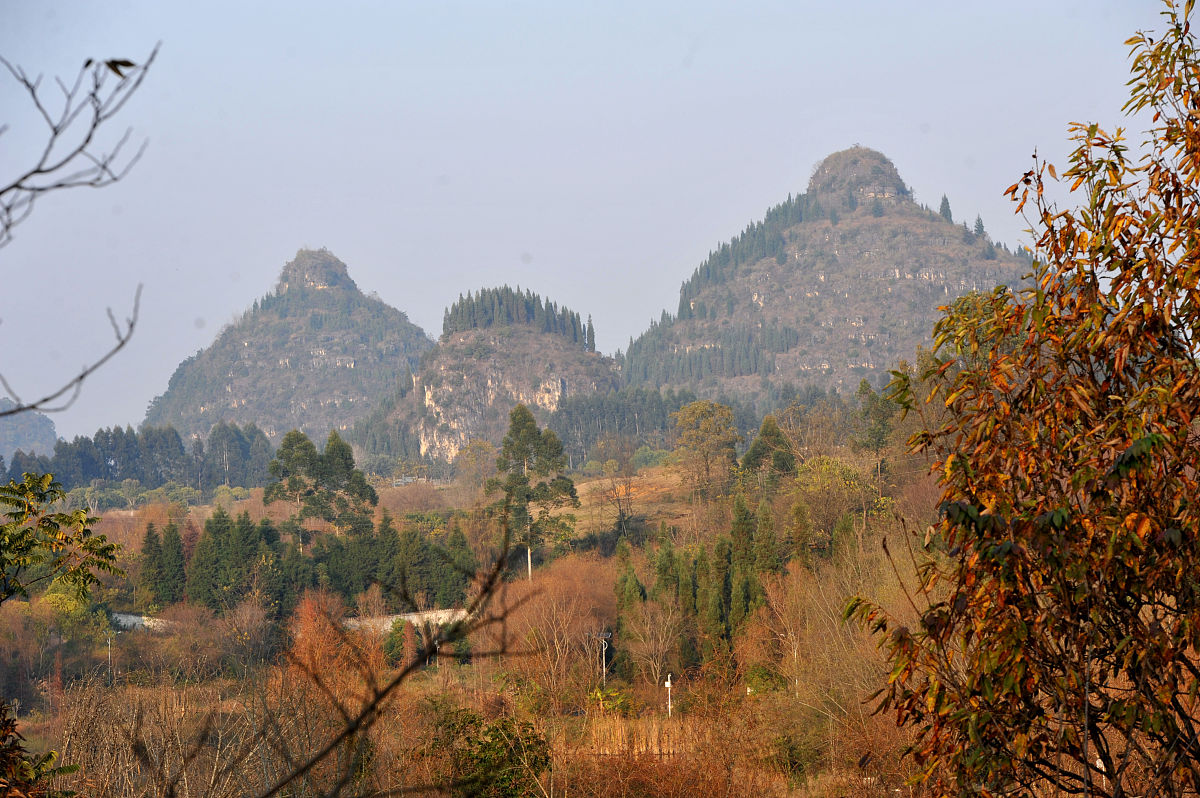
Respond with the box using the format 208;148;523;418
357;287;618;464
622;147;1029;405
144;248;432;441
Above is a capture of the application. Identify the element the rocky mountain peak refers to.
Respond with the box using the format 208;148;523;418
276;248;358;294
806;146;908;201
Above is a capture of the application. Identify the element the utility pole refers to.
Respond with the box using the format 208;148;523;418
105;630;116;685
595;631;611;689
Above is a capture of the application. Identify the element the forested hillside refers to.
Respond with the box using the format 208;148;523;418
621;147;1030;407
443;286;596;350
144;249;432;441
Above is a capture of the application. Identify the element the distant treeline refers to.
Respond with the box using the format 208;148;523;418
6;421;273;493
442;286;596;351
548;387;697;466
547;386;772;467
140;508;476;617
676;192;811;318
347;380;425;467
620;320;802;387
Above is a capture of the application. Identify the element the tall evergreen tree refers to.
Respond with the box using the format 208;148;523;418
488;405;579;580
615;563;646;610
437;524;477;607
138;523;165;610
730;494;756;574
160;522;186;604
753;500;781;574
938;194;953;223
185;519;223;609
742;415;795;486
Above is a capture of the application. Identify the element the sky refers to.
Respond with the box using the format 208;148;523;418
0;0;1160;440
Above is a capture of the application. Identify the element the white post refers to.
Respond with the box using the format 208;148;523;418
665;673;672;719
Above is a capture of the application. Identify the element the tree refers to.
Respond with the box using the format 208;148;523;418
852;378;898;494
671;400;738;499
622;596;684;689
0;50;153;786
452;439;498;504
0;472;118;607
264;429;320;513
137;523;164;610
311;431;378;530
488;404;578;580
434;705;550;798
184;508;228;610
851;6;1200;795
937;193;952;223
596;435;637;537
159;521;185;604
264;429;376;531
742;414;795;488
973;213;986;237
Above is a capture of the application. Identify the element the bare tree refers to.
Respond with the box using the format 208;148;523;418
623;597;684;689
0;46;157;417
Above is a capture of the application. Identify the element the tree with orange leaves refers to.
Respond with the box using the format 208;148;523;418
851;3;1200;795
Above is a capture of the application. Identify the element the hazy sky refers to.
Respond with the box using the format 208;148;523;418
0;1;1158;439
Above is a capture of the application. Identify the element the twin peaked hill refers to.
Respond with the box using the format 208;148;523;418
143;148;1030;459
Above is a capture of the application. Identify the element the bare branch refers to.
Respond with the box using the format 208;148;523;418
0;283;141;417
0;44;159;249
252;515;515;798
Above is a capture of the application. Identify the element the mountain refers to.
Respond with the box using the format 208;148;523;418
144;249;433;440
356;286;619;463
0;399;57;464
621;147;1030;404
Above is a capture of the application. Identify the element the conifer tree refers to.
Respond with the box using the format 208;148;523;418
730;494;755;574
489;404;578;580
160;522;185;604
938;194;953;223
742;414;795;487
753;500;781;574
711;537;733;635
436;524;477;607
729;572;754;630
138;523;164;610
185;520;223;609
653;535;679;601
383;618;410;666
615;563;646;610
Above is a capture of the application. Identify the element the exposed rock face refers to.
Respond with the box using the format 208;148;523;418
395;325;619;462
144;249;432;441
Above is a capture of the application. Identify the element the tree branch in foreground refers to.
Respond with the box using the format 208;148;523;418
0;284;141;417
0;46;159;249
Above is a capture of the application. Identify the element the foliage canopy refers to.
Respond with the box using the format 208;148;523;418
852;4;1200;794
0;472;118;607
